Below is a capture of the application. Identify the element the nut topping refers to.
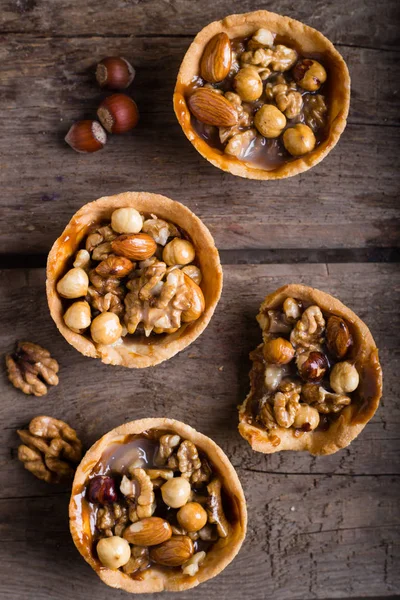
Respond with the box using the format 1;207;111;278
123;517;172;546
297;351;328;383
87;475;118;505
200;33;232;83
111;233;157;261
6;341;59;397
150;535;194;567
206;478;229;538
188;88;238;127
326;316;353;359
95;255;134;278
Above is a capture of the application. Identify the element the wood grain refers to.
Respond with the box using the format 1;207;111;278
0;264;399;598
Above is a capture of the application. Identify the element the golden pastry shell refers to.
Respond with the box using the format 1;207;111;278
238;284;382;455
69;417;247;593
46;191;223;368
174;10;351;180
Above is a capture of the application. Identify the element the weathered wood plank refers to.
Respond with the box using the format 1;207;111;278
1;0;399;49
1;263;399;498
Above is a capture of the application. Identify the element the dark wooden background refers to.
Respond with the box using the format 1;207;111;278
0;1;399;599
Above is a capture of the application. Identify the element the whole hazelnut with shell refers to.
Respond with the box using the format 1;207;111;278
254;105;287;138
283;124;316;156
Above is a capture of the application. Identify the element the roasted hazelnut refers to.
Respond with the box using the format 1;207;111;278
57;267;89;299
97;536;131;569
298;351;328;382
97;94;139;134
181;274;205;323
181;265;202;285
63;301;91;333
163;238;196;266
233;67;263;102
263;337;295;365
293;404;320;431
111;207;143;234
95;256;134;278
65;120;107;153
96;57;135;90
326;316;353;359
254;105;286;138
293;59;327;92
73;249;91;270
330;362;359;394
283;124;316;156
161;477;191;508
87;475;118;504
90;312;122;345
111;233;157;260
177;502;208;532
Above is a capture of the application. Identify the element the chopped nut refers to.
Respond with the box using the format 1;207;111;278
17;415;82;483
265;76;303;119
86;225;117;254
241;44;297;73
182;551;206;576
6;341;59;397
206;478;229;538
225;129;257;158
191;457;212;485
126;468;155;520
122;546;150;574
177;440;202;479
198;523;218;541
290;305;326;350
142;214;180;246
273;388;300;428
258;397;277;430
302;383;351;413
303;94;327;131
97;503;128;537
146;468;174;480
257;309;292;335
155;434;181;465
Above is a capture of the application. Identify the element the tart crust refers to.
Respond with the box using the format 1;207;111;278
46;192;223;368
174;10;351;180
238;284;382;455
69;417;247;593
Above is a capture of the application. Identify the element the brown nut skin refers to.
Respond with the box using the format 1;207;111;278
95;256;134;278
293;59;327;92
326;316;353;359
123;517;172;546
200;33;232;83
188;88;238;127
298;351;328;383
181;274;205;323
65;120;107;153
233;67;263;102
97;94;139;134
254;105;286;138
177;502;208;532
283;124;316;156
111;233;157;260
263;337;295;365
149;535;194;567
96;57;135;90
87;475;118;505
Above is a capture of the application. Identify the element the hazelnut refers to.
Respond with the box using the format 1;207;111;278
330;362;359;394
263;337;295;365
63;301;91;333
87;475;118;505
264;364;284;392
326;316;353;359
96;57;135;90
293;59;327;92
90;312;122;345
97;536;131;569
283;297;302;321
293;404;320;431
73;249;91;270
150;535;194;567
181;265;202;285
254;105;286;138
163;238;196;266
233;67;263;102
65;120;107;153
177;502;208;532
111;233;157;260
298;351;328;383
111;207;143;234
57;267;89;299
161;477;191;508
123;517;172;546
97;94;139;134
283;124;316;156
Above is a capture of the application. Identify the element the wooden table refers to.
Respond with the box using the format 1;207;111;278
1;2;399;599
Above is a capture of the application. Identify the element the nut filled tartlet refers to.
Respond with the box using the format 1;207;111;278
47;192;222;368
174;10;350;179
239;285;382;455
69;418;247;593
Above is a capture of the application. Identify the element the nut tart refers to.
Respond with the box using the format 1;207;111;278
239;285;382;455
174;10;350;180
46;192;222;368
69;418;247;593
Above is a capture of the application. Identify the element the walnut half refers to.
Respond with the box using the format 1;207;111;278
6;341;59;397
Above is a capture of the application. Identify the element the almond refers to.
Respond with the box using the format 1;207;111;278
123;517;172;546
149;535;194;567
95;255;134;278
181;274;205;323
200;33;232;83
111;233;156;260
326;316;353;359
188;88;238;127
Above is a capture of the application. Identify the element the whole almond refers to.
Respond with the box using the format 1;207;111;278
95;255;134;278
150;535;194;567
111;233;156;260
123;517;172;546
326;316;353;359
188;88;238;127
200;33;232;83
